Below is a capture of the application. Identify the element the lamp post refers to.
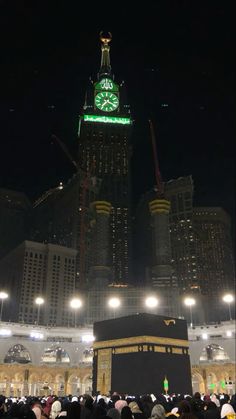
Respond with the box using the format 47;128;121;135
35;297;45;325
184;297;196;328
108;297;121;318
222;294;234;321
145;296;159;312
0;291;9;322
0;291;8;322
70;297;82;327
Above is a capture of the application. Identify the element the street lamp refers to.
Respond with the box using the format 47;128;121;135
0;291;8;322
222;294;234;321
145;296;159;312
108;297;121;318
35;297;45;325
184;297;196;328
70;297;82;327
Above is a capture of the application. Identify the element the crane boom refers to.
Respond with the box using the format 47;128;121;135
79;160;96;286
51;134;96;287
51;134;79;171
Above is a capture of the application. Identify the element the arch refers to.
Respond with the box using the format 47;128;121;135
228;369;236;381
40;373;54;395
29;373;40;383
28;373;41;397
41;345;70;364
12;372;25;397
206;371;218;393
54;373;65;395
192;371;205;394
199;343;230;364
81;374;92;395
4;344;31;364
67;374;81;396
0;373;11;396
14;372;24;381
41;373;53;383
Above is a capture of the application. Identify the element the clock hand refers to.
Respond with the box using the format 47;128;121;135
101;100;109;109
106;100;114;105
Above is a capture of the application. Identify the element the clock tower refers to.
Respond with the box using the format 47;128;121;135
78;33;132;285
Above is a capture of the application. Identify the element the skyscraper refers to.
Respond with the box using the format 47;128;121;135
0;240;77;325
77;33;132;284
193;207;235;321
165;176;197;293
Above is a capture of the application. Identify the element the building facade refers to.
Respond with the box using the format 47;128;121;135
0;241;77;326
165;176;197;293
193;207;235;322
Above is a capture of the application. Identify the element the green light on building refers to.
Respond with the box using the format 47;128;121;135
84;114;131;125
220;380;226;389
94;78;119;92
163;377;169;392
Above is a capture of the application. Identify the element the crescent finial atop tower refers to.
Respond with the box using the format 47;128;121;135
100;31;112;45
98;31;113;80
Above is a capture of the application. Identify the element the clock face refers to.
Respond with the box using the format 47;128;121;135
95;92;119;112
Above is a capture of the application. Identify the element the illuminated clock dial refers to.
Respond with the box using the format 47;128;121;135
95;92;119;112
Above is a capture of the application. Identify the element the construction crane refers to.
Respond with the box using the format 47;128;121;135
149;119;165;198
51;134;96;287
51;134;78;171
78;159;96;288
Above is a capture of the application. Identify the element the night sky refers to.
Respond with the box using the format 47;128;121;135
0;2;235;235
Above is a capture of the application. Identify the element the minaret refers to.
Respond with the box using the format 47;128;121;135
89;201;112;287
148;120;175;288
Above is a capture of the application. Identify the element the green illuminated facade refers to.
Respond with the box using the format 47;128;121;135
78;33;132;285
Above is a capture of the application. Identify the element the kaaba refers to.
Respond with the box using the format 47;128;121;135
93;313;192;395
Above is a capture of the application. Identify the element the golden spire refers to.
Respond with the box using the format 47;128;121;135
98;31;112;79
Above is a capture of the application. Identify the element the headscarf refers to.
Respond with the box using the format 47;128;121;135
150;404;165;419
211;395;220;408
50;401;62;419
32;406;42;419
19;404;37;419
107;408;121;419
115;401;128;412
129;402;142;414
171;407;179;416
67;402;81;419
44;397;54;417
221;403;235;418
121;407;133;419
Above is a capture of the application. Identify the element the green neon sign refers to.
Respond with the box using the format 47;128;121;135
84;114;131;125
